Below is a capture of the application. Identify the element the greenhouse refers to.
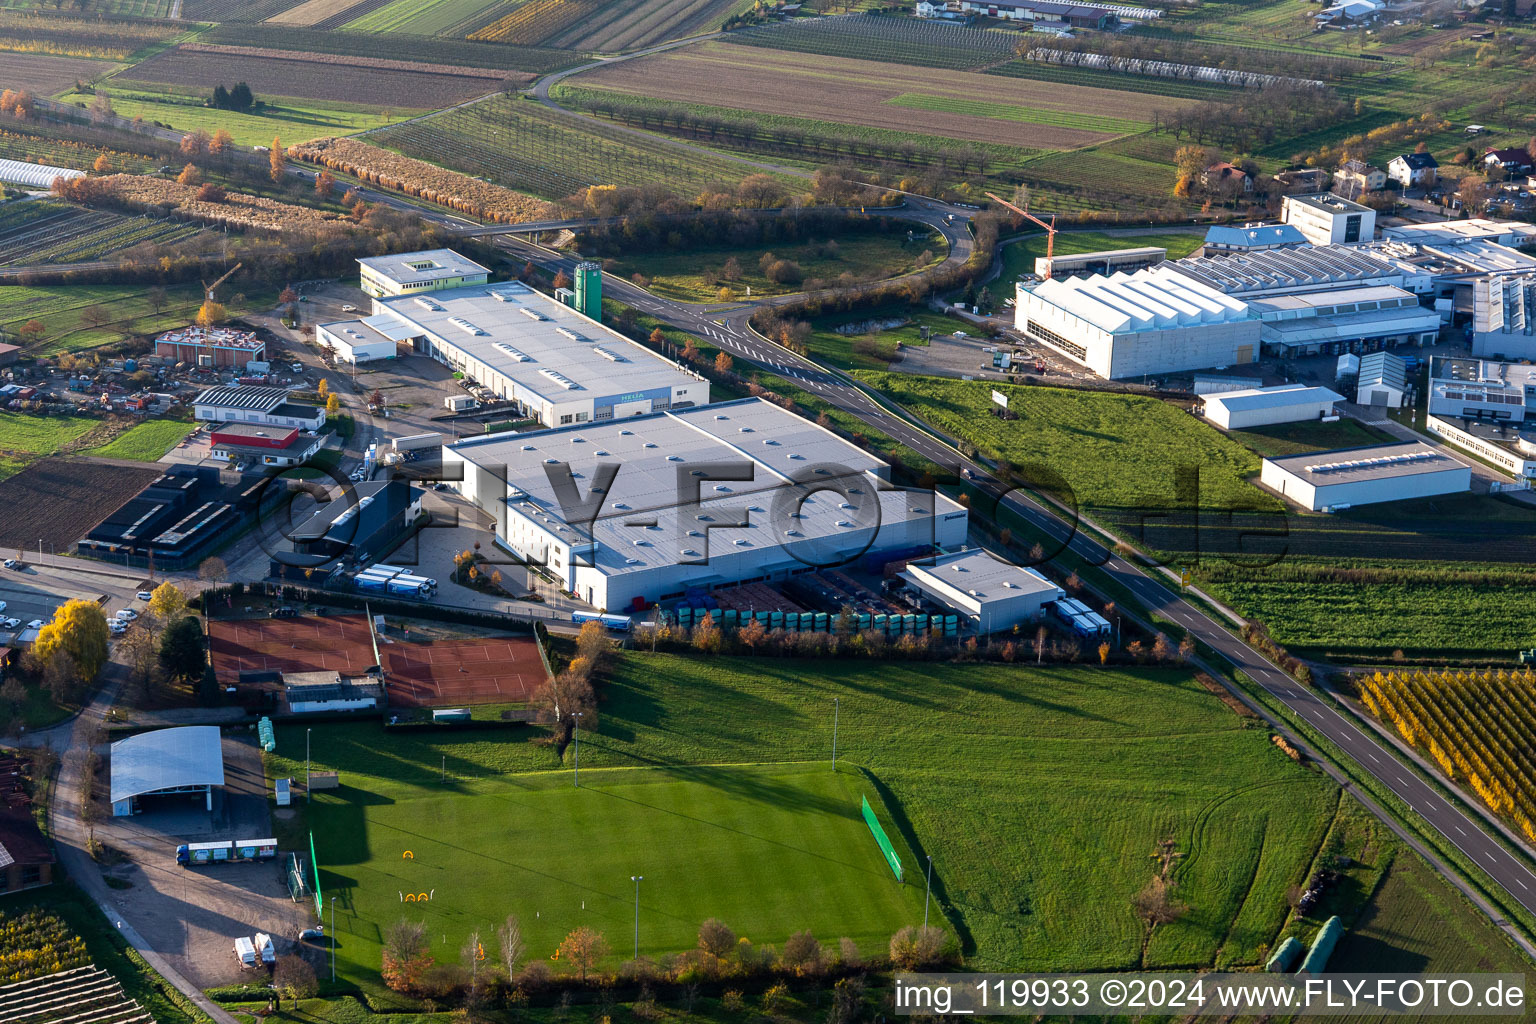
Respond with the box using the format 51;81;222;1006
0;158;83;189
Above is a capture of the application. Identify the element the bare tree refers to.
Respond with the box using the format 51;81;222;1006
197;557;227;585
698;918;735;972
498;914;525;980
382;918;432;993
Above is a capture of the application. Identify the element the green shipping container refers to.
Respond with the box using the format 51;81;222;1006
769;611;783;629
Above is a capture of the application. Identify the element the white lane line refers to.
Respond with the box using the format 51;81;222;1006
1455;825;1467;836
1484;851;1498;864
1367;753;1381;764
1518;878;1529;890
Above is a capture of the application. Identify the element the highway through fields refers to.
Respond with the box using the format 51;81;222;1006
485;225;1536;942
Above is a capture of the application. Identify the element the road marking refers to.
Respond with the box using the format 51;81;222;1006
1367;753;1381;764
1518;878;1529;890
1456;825;1468;836
1485;852;1498;864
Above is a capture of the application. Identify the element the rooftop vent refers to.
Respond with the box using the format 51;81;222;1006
592;346;624;363
448;317;484;336
538;368;578;390
493;342;531;362
519;307;547;322
413;297;444;312
555;327;585;341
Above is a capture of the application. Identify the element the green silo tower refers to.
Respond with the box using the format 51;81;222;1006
574;262;602;322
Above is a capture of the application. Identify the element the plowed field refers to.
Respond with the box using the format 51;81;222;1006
574;42;1189;148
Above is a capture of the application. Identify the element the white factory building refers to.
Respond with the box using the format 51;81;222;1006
1281;193;1377;246
1382;219;1536;249
358;249;490;301
1015;265;1257;379
192;385;327;430
1471;274;1536;360
441;398;969;613
315;314;413;364
899;549;1063;634
1199;383;1343;430
1356;350;1409;408
1260;441;1472;511
1424;356;1536;480
329;279;706;428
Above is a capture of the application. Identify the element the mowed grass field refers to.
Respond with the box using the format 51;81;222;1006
573;43;1185;149
0;409;98;456
277;760;922;985
85;419;195;461
609;231;945;303
0;282;274;355
271;655;1340;979
53;84;415;148
998;229;1206;283
856;372;1274;514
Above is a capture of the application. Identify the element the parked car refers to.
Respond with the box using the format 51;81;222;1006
136;590;154;601
1;617;19;630
25;619;42;629
270;607;300;619
297;926;325;943
2;559;15;569
341;304;358;313
116;608;138;621
109;620;127;635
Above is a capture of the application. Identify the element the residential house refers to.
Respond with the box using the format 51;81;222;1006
0;805;53;894
1202;162;1254;193
1333;159;1387;195
1484;148;1535;177
1387;152;1439;188
1275;168;1329;191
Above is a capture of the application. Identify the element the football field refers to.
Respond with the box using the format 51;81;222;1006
304;762;925;982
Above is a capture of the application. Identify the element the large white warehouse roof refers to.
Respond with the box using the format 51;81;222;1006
109;726;225;805
376;280;697;407
1025;265;1250;334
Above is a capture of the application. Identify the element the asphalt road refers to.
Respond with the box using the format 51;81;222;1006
485;226;1536;939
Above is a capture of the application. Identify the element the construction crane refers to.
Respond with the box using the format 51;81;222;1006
201;262;243;305
986;191;1058;276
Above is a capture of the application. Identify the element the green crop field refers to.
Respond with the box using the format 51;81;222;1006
53;84;417;148
85;419;194;461
998;229;1206;284
270;654;1342;981
0;409;99;455
856;372;1274;515
341;0;498;35
1332;852;1529;987
884;93;1148;135
608;231;945;304
0;282;274;355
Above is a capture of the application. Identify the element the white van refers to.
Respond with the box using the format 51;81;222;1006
234;936;258;969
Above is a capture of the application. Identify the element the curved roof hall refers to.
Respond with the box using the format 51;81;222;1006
109;726;225;804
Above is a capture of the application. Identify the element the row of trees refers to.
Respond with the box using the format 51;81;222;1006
1156;84;1351;153
574;204;908;260
207;82;256;112
381;911;952;1007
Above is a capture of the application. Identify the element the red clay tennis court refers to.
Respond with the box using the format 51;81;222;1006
209;615;544;707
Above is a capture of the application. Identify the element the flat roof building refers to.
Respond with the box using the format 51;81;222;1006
194;385;326;431
1282;193;1376;246
1261;441;1471;511
1199;383;1343;430
315;315;405;364
1471;274;1536;360
208;422;325;469
1382;219;1536;248
154;327;266;369
898;549;1064;634
1034;246;1165;280
110;726;225;817
442;398;968;613
1427;356;1536;423
1248;284;1439;357
370;279;707;428
1425;414;1536;481
358;249;490;300
274;478;423;575
1015;265;1257;379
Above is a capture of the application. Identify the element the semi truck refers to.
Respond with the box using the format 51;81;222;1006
177;838;278;867
392;432;443;453
571;610;631;632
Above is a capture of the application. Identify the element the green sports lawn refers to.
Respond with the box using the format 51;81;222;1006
270;654;1339;983
85;419;194;461
284;761;921;986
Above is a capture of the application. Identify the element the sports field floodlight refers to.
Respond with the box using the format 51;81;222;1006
306;728;311;803
330;896;336;982
631;875;644;960
832;697;839;770
572;711;584;787
924;854;933;929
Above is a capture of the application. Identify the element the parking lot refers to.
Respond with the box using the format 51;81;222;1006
0;560;154;642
